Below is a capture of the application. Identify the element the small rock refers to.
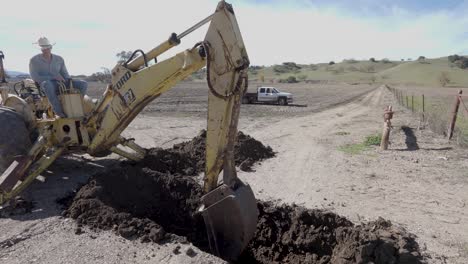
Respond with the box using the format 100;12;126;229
239;158;254;172
173;245;181;255
75;227;84;235
186;247;197;257
118;225;136;238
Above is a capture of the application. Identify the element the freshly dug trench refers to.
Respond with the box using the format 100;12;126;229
62;132;422;263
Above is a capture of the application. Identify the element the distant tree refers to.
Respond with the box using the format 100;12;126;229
381;58;391;64
401;59;405;61
407;58;412;61
369;58;376;62
455;58;468;69
88;67;112;83
418;56;426;61
329;61;335;65
286;76;298;83
448;54;468;69
116;50;134;64
439;72;450;87
279;76;298;83
448;54;461;63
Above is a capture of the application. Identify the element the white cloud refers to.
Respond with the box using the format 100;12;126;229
1;0;467;74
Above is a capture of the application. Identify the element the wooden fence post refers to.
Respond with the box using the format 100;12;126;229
422;94;425;123
406;95;409;108
447;90;463;140
411;95;414;112
381;105;394;150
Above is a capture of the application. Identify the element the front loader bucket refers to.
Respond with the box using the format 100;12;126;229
199;182;258;261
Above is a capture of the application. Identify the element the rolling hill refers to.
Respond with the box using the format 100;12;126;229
249;56;468;87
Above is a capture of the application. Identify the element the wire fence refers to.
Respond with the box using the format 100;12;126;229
386;85;468;147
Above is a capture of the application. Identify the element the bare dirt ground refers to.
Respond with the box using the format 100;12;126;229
0;82;466;263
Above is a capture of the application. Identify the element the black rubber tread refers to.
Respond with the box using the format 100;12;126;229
0;107;32;173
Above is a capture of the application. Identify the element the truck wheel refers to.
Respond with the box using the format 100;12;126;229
278;98;287;106
0;107;32;173
249;98;255;104
242;97;249;104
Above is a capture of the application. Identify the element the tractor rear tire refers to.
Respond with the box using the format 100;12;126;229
0;107;32;173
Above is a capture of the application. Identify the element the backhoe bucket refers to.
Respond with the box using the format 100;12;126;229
199;182;258;261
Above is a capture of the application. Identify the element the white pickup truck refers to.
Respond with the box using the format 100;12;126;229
242;87;293;105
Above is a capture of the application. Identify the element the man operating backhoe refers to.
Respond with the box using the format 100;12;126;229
29;37;87;118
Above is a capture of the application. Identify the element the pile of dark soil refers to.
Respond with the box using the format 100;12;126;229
62;132;422;263
239;202;421;263
172;130;275;172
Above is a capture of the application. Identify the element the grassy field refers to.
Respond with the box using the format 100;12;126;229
249;56;468;87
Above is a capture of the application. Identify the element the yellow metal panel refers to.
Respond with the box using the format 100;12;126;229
88;48;205;155
203;1;249;192
59;94;84;118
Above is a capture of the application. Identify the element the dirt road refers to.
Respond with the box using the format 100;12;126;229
0;84;466;263
237;87;467;263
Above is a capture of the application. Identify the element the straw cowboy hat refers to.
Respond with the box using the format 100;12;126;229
34;37;55;49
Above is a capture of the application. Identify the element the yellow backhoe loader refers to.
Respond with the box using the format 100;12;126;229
0;1;257;260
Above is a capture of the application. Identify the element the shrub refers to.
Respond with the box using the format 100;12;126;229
418;56;426;61
297;74;307;81
279;76;298;83
369;58;376;62
455;58;468;69
273;62;301;73
329;61;335;65
439;72;450;87
381;58;391;64
364;134;381;146
448;54;461;63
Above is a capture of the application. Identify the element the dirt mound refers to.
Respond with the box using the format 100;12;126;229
62;132;422;263
238;202;421;264
172;130;275;172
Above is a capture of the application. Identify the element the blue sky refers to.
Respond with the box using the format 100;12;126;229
1;0;468;75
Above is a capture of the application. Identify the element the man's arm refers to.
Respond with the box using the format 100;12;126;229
59;58;70;80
